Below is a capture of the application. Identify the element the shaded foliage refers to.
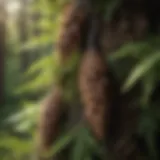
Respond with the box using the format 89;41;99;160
1;0;160;160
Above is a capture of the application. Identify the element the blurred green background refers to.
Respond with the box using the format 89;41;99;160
1;0;64;159
0;0;160;160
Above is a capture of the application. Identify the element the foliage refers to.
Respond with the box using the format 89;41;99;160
2;0;160;160
108;37;160;159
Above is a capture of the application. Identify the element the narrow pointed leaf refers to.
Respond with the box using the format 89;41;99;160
122;52;160;92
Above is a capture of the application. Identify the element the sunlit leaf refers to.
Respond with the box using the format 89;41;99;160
109;42;148;61
122;51;160;92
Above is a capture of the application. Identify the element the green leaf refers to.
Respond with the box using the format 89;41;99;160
109;42;148;61
42;124;81;159
25;55;53;76
122;51;160;92
71;127;87;160
145;132;158;160
141;72;157;108
105;0;123;21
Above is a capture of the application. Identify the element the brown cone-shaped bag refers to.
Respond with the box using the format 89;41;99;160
37;1;91;159
78;13;110;140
